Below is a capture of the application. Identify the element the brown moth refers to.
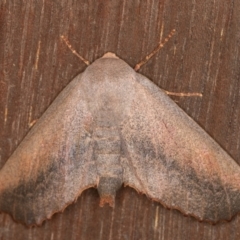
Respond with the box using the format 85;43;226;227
1;36;240;226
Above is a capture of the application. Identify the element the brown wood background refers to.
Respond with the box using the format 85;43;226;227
0;0;240;239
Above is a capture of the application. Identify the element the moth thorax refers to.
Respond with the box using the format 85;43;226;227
94;126;123;206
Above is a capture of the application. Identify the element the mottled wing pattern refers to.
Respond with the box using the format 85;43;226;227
0;74;97;225
121;73;240;223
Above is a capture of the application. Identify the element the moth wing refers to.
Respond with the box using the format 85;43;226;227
0;74;97;225
121;73;240;223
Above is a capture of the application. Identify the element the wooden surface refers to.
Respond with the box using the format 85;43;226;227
0;0;240;239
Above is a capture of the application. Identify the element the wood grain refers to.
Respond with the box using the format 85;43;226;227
0;0;240;239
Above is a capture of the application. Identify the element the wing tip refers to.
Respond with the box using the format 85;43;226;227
124;184;238;224
1;184;97;227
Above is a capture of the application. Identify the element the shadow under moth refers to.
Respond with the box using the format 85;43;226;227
1;31;240;226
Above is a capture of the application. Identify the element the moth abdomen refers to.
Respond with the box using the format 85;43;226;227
94;126;123;206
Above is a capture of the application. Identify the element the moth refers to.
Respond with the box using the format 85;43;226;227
1;31;240;226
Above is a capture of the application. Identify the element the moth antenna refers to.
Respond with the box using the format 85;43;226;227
61;35;90;66
134;29;176;71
